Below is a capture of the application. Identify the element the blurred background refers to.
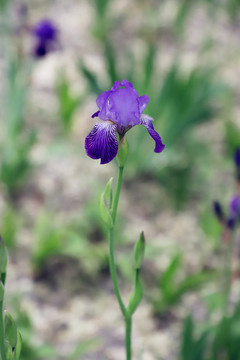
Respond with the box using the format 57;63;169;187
1;0;240;359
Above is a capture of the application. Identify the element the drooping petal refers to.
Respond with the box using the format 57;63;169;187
138;95;149;113
85;122;118;164
140;114;165;153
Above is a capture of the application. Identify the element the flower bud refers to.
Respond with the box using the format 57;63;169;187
213;201;224;223
127;273;143;316
13;331;22;360
227;216;235;231
103;177;113;209
134;232;145;270
4;312;18;349
117;137;129;167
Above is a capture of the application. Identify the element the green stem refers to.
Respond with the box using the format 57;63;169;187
107;165;133;359
125;316;132;360
0;300;6;360
223;238;234;317
108;228;126;317
112;166;124;223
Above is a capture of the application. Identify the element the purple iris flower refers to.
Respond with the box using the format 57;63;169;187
85;80;165;164
32;19;58;58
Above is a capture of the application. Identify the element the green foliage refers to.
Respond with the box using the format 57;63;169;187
225;121;240;156
67;339;99;360
10;298;57;360
179;315;209;360
178;304;240;360
151;253;216;314
206;0;240;19
55;72;80;134
32;213;64;272
78;61;103;94
1;49;36;196
199;205;222;247
92;0;112;40
211;306;240;360
0;206;21;248
31;207;109;277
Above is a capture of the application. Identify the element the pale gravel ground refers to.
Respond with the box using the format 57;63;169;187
2;0;240;359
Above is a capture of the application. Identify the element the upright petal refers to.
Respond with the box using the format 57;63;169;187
140;114;165;153
120;80;134;88
111;81;121;90
108;88;140;128
138;95;149;113
85;122;118;164
96;91;114;122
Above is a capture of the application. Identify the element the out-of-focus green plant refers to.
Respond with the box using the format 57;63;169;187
225;121;240;156
67;339;99;360
200;205;222;248
0;207;20;248
32;205;131;280
179;305;240;360
10;295;99;360
179;315;209;360
92;0;113;40
10;297;58;360
150;253;216;315
206;0;240;20
211;305;240;360
32;208;109;278
31;213;64;273
55;72;80;134
1;14;36;198
0;237;22;360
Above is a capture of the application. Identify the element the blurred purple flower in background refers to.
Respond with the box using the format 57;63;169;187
234;148;240;168
213;201;225;223
234;147;240;181
85;80;165;164
32;19;58;58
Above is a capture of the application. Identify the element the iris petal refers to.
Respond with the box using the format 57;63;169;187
138;95;149;113
108;88;140;127
140;114;165;153
120;80;133;88
111;81;121;90
85;122;118;164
